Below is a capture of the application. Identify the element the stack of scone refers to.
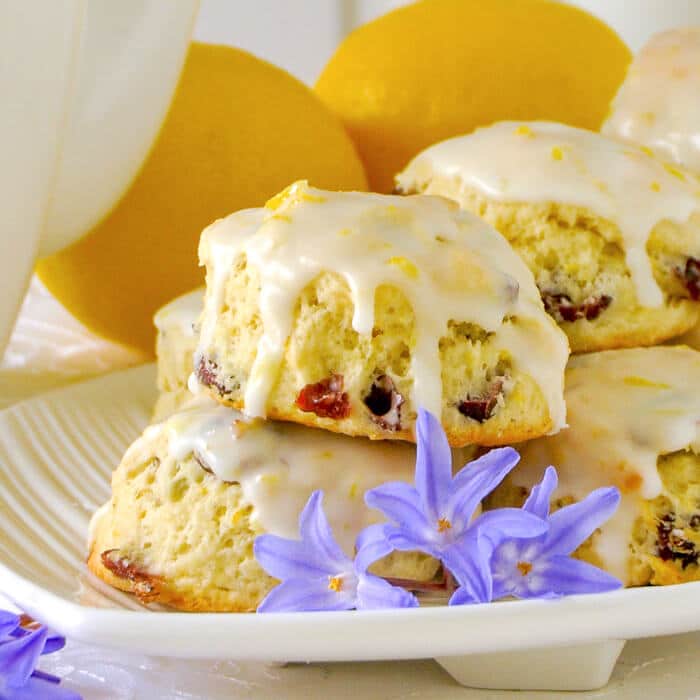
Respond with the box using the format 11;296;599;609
88;181;570;610
395;27;700;587
89;28;700;608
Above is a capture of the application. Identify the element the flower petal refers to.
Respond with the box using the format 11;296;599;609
257;578;355;612
354;524;393;572
522;466;558;519
355;573;419;610
364;482;432;542
490;574;515;602
254;535;335;580
384;529;440;558
441;533;492;603
0;626;46;688
414;408;452;521
542;487;621;557
0;609;20;637
448;585;484;606
298;491;351;568
536;555;623;597
446;447;521;528
475;508;548;550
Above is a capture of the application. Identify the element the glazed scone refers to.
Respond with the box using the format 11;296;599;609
676;323;700;351
153;288;203;420
603;27;700;174
484;346;700;587
396;122;700;353
193;181;568;447
88;400;444;611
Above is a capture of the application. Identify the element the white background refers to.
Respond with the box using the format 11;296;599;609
193;0;700;85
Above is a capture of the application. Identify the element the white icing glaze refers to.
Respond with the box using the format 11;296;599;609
603;27;700;174
153;288;204;338
197;207;266;369
397;121;700;308
148;397;434;554
196;181;568;431
510;346;700;581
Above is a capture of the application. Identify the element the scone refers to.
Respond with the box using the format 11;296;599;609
396;121;700;353
88;400;443;611
193;181;568;447
153;288;203;420
603;27;700;174
485;346;700;587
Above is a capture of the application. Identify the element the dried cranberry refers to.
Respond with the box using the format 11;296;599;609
296;374;351;419
541;291;612;323
458;379;503;423
363;374;404;430
656;514;699;569
676;257;700;300
196;356;229;396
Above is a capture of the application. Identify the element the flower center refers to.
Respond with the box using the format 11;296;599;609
328;575;343;592
517;561;533;577
437;517;452;533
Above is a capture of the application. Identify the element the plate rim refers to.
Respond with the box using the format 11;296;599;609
2;366;700;661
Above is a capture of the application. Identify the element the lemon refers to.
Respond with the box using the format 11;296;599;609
315;0;631;192
37;43;368;354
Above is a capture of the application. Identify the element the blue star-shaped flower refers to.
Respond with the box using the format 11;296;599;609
0;609;81;699
470;466;623;602
254;491;418;612
360;409;547;602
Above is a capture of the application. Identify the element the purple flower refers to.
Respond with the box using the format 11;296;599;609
254;491;418;612
361;409;547;601
481;466;623;601
0;610;81;699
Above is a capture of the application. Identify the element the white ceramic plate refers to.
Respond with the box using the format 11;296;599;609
1;365;700;692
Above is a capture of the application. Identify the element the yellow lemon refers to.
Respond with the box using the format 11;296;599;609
315;0;631;192
38;43;367;354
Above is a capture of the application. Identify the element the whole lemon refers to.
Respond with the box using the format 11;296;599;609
315;0;631;192
37;43;367;354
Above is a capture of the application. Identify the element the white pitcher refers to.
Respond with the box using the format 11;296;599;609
0;0;198;354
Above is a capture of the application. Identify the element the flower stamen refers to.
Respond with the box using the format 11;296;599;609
437;517;452;533
517;561;533;577
328;575;343;592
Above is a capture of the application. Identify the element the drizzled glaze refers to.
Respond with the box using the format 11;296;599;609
135;397;430;554
153;288;204;338
197;181;567;430
603;28;700;174
511;346;700;581
397;121;700;308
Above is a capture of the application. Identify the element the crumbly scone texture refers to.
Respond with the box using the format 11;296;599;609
153;319;199;421
399;178;700;353
484;449;700;587
196;264;556;448
88;430;439;612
